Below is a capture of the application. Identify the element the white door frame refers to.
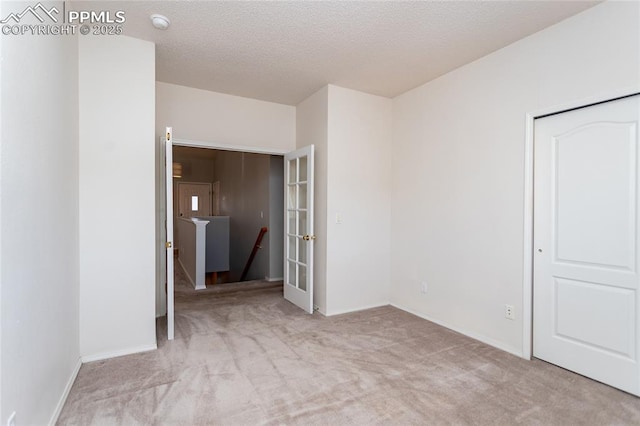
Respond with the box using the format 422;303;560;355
522;86;640;360
166;128;175;340
173;137;289;156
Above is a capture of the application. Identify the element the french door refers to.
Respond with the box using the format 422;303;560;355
284;145;315;313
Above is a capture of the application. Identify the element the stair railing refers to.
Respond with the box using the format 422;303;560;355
240;227;268;281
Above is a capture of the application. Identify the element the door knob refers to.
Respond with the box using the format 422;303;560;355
537;248;542;253
302;235;316;241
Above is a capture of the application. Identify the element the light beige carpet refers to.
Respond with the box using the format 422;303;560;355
58;272;640;425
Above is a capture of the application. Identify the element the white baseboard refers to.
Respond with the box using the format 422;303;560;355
324;302;390;317
390;302;523;358
48;357;82;425
265;276;283;282
81;344;157;363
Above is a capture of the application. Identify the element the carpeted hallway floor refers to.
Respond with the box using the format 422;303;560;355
58;270;640;425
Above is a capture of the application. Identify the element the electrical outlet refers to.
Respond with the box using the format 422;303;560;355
505;304;515;320
420;281;428;294
7;411;16;426
335;213;343;224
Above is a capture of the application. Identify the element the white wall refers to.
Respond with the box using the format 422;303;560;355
296;85;392;315
79;35;156;360
155;128;167;317
0;26;80;425
156;82;296;150
0;2;3;415
325;86;392;315
296;87;329;313
390;1;640;355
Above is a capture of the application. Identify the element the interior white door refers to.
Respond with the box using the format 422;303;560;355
533;94;640;395
284;145;314;313
165;127;175;341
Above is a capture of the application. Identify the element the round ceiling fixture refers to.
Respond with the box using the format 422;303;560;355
150;14;170;30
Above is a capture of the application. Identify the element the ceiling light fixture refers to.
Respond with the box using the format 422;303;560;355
150;14;170;30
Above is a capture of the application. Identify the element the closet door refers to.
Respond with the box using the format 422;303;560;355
533;95;640;395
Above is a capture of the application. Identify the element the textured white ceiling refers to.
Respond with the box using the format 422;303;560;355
78;1;599;105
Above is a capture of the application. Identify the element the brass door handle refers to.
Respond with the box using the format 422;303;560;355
302;235;316;241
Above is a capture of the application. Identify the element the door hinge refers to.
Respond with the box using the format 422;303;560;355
166;241;172;248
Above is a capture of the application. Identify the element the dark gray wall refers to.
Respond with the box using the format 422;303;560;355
268;156;284;280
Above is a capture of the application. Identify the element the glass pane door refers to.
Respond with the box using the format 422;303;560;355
287;158;308;289
283;145;314;313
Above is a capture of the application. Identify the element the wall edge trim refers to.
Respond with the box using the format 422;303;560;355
81;344;157;363
324;302;390;317
390;302;524;358
173;137;288;155
48;357;82;426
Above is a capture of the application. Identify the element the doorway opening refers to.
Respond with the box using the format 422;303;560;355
172;145;285;289
160;130;316;342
